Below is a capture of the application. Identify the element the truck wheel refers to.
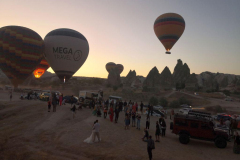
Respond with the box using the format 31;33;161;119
170;122;173;130
179;134;190;144
215;138;227;148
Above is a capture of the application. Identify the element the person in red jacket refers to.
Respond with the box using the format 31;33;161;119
109;106;114;122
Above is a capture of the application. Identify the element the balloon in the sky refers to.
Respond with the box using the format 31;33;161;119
154;13;185;54
33;58;50;78
0;26;44;88
106;62;116;73
116;64;124;74
44;28;89;82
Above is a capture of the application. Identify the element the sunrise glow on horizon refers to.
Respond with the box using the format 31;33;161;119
1;0;240;78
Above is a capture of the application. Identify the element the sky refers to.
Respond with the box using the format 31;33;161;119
1;0;240;78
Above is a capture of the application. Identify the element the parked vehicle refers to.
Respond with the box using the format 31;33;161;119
145;110;165;117
109;96;122;106
63;96;78;104
170;110;230;148
180;104;191;108
153;105;163;110
216;114;232;122
179;108;192;114
39;92;51;101
79;90;102;100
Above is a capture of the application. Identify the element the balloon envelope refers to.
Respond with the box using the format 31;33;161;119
33;58;50;78
0;26;44;87
116;64;124;74
106;62;116;73
154;13;185;53
44;28;89;82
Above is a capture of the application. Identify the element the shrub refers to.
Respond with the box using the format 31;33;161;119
169;100;180;108
149;96;158;106
159;97;168;107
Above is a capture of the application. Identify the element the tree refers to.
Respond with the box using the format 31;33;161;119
159;97;168;107
149;96;158;106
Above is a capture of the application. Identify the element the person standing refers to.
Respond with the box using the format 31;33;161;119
136;113;141;130
123;100;127;111
109;106;114;122
142;128;149;141
135;102;138;113
155;121;160;142
47;100;51;112
93;120;100;142
10;91;12;101
103;106;108;119
132;103;136;112
59;94;63;106
132;111;136;127
150;104;153;116
56;94;59;105
115;107;119;123
71;105;76;119
161;119;166;137
124;115;128;130
225;119;231;135
147;135;155;160
146;115;150;129
140;101;144;114
170;109;174;120
52;93;57;112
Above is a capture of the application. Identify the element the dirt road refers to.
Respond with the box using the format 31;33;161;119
0;91;239;160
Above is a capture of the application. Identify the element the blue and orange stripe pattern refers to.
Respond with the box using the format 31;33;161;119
0;26;44;87
154;13;185;51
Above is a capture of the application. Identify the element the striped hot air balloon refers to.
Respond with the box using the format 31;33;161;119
154;13;185;54
0;26;44;88
106;62;116;73
116;64;124;74
33;58;50;78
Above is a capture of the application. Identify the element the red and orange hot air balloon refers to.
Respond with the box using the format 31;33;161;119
33;58;50;78
154;13;185;54
116;64;124;74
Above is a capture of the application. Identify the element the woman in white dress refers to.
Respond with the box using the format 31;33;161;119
83;121;100;143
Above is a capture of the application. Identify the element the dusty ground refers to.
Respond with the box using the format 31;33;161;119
0;91;239;160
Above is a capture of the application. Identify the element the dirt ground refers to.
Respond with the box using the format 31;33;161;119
0;91;239;160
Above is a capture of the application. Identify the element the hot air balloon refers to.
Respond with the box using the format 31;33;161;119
33;58;50;78
0;26;44;88
106;62;116;73
44;28;89;83
154;13;185;54
116;64;124;74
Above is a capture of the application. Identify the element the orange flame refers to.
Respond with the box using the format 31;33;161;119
33;68;45;78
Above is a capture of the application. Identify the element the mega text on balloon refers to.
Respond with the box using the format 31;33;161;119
53;47;73;54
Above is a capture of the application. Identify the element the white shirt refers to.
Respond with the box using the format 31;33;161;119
225;120;231;128
93;123;100;132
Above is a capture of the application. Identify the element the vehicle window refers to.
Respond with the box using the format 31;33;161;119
190;122;199;128
175;120;188;126
201;123;210;129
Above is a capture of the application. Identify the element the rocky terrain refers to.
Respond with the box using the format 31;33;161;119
1;59;240;92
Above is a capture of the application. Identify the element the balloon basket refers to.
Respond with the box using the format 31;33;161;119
165;51;171;54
